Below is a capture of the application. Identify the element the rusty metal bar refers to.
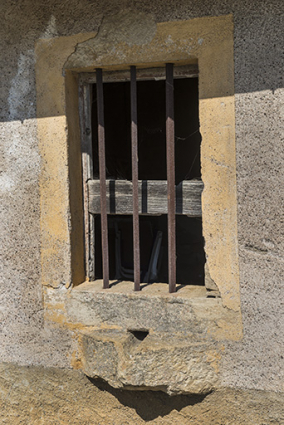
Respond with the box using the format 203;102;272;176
166;63;176;293
96;68;109;289
130;66;140;291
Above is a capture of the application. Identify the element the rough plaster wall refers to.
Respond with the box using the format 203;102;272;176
222;13;284;391
0;2;81;368
0;0;283;395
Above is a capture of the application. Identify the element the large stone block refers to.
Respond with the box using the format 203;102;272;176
66;281;238;336
79;328;219;395
64;282;241;394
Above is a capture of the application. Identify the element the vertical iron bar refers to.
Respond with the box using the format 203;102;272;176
131;66;140;291
166;63;176;293
96;68;109;289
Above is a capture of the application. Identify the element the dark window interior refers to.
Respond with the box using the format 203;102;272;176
91;76;205;286
92;78;201;183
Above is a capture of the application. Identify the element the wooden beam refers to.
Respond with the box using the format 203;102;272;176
79;64;198;85
88;180;203;217
79;83;95;280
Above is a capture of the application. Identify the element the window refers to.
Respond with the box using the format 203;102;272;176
37;14;240;309
37;16;242;394
79;64;204;292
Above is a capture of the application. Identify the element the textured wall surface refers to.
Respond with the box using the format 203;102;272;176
0;363;283;425
0;0;283;417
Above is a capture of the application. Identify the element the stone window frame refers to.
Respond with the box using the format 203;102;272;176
36;14;242;331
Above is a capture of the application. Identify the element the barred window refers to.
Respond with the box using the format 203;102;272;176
79;64;204;293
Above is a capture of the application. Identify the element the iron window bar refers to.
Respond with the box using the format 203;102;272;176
96;68;109;289
130;66;141;291
166;63;176;293
93;64;179;293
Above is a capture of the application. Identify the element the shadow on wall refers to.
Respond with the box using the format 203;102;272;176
87;377;208;421
2;5;284;123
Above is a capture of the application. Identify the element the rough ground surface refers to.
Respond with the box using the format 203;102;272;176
0;363;283;425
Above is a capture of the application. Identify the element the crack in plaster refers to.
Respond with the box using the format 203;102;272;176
63;9;157;71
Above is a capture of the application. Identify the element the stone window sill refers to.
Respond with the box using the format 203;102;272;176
62;281;242;395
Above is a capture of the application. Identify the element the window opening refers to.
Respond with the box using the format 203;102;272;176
94;215;204;285
92;77;201;182
83;64;204;292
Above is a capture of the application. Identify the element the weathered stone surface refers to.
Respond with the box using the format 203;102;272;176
0;363;284;425
63;282;241;394
80;328;219;395
67;284;208;332
66;281;242;340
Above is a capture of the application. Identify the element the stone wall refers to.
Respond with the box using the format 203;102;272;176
0;0;283;421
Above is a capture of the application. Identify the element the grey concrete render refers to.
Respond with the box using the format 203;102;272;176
0;0;283;418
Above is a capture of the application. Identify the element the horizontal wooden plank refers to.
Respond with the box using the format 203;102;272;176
79;64;198;85
88;179;203;216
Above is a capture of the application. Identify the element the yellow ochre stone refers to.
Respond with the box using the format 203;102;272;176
36;13;242;394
